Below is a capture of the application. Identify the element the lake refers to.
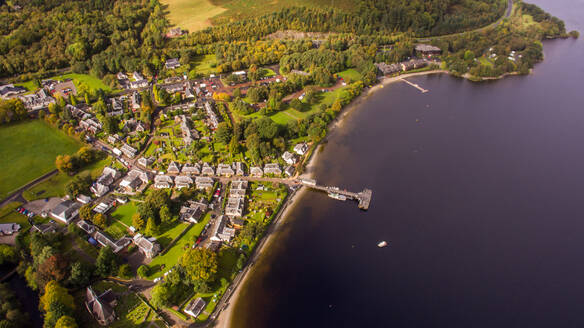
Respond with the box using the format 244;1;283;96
231;0;584;327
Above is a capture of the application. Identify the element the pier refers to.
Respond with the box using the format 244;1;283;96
399;77;429;93
298;179;373;210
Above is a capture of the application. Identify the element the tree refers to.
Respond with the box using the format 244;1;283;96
145;217;158;236
68;261;92;288
179;248;218;283
79;204;93;221
92;213;107;229
215;122;232;144
118;264;133;279
65;175;91;198
76;147;95;164
37;254;69;285
55;155;75;174
40;281;75;313
55;315;78;328
132;213;145;230
0;245;17;265
289;98;303;111
137;265;150;278
96;246;118;277
150;283;172;308
159;205;172;224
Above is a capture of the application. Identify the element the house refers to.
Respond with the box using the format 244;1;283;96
130;92;141;111
0;84;27;99
129;79;148;89
282;151;297;165
135;122;146;133
210;216;235;242
415;44;442;55
19;89;55;111
174;175;193;189
120;169;151;192
154;175;173;189
93;231;131;252
225;180;247;217
179;201;207;223
133;72;144;81
50;200;81;224
230;180;247;197
133;234;161;258
76;194;92;204
165;58;181;70
110;98;123;112
294;142;309;156
284;165;295;177
181;163;201;175
120;144;138;158
195;176;214;190
201;163;215;176
0;223;21;236
91;167;120;197
166;27;186;38
184;297;206;318
85;287;116;326
77;220;96;234
93;202;113;214
217;163;235;177
263;163;282;176
234;162;245;176
31;224;57;234
205;102;219;130
250;166;263;177
107;134;119;145
137;156;154;168
79;118;102;134
117;72;128;80
167;161;181;174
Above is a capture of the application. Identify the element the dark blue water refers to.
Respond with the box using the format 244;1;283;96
233;1;584;327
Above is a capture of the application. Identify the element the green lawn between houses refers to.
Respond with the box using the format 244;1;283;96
16;73;113;93
0;120;81;200
337;68;363;82
147;213;212;279
111;202;138;227
192;54;218;75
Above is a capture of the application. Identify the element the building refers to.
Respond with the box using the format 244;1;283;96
85;287;116;326
120;144;138;158
282;151;297;165
166;27;186;38
93;231;131;253
294;142;309;156
415;44;442;55
205;102;219;130
31;224;57;234
107;134;119;145
179;200;207;223
181;163;201;175
0;84;27;99
167;161;181;174
133;234;161;258
93;202;113;214
225;180;247;217
133;72;144;81
19;89;55;111
250;166;263;177
76;194;92;204
263;163;282;176
91;167;121;197
184;297;206;318
284;165;295;177
77;220;96;234
130;92;141;111
230;218;245;229
217;163;235;177
195;176;214;190
137;156;154;168
120;169;151;192
165;58;181;70
175;175;193;189
154;175;173;189
201;163;215;176
234;162;245;176
0;223;21;235
80;118;102;134
210;216;235;242
50;200;81;224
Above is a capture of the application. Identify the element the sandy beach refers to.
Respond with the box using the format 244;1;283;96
213;69;448;328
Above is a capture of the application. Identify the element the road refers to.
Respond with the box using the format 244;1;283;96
0;169;58;208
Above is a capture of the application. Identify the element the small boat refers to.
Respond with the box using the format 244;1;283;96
328;192;347;201
377;241;388;248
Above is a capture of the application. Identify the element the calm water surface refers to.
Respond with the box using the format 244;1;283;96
232;1;584;327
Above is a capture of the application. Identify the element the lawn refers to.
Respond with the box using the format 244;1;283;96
161;0;226;32
0;120;81;199
147;213;211;279
192;54;218;75
111;202;138;227
0;202;29;227
105;220;128;240
23;157;110;201
16;73;112;93
337;68;362;83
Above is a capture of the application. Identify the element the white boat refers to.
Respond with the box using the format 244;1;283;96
328;193;347;201
377;241;388;248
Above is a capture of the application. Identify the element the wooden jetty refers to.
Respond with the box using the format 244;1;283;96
297;179;373;210
399;77;429;93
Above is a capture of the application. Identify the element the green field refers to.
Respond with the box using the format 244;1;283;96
0;120;81;199
161;0;226;32
337;69;362;82
192;54;218;75
111;202;138;227
147;213;211;279
16;73;112;93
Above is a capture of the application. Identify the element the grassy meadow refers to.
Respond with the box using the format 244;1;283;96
0;120;81;199
161;0;226;32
